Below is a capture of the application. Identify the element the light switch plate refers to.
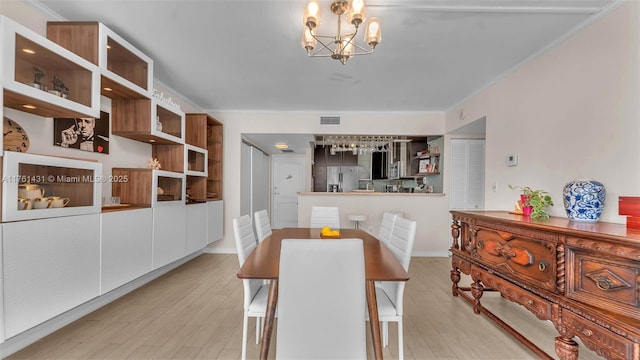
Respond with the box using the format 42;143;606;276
507;154;518;166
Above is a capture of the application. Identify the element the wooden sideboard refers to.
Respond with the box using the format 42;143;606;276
449;211;639;360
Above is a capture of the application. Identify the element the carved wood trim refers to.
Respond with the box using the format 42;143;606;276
470;266;552;321
451;219;460;250
476;219;560;243
562;310;634;360
566;237;640;261
557;244;566;293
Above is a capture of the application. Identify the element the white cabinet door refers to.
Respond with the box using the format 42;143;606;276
3;214;100;338
101;208;153;293
186;203;207;254
152;205;187;269
207;200;223;244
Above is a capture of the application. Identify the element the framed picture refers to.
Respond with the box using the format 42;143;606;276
54;111;109;154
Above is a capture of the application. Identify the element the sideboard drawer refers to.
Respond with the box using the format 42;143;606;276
562;310;636;360
566;242;639;322
475;227;557;292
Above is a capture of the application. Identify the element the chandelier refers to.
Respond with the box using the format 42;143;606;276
322;135;396;155
301;0;382;65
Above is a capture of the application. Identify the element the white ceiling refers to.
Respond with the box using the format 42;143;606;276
35;0;616;113
32;0;616;154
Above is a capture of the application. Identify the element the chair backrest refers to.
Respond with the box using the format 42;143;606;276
232;215;263;310
276;239;367;360
232;215;257;266
378;212;398;246
380;216;416;316
310;206;340;229
254;209;272;243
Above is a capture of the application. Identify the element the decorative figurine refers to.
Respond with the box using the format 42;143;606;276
33;66;45;90
147;157;161;170
51;76;69;97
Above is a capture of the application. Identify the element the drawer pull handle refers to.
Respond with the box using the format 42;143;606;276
596;278;612;291
582;329;593;337
538;260;548;271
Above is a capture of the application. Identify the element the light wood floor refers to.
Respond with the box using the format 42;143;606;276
6;254;602;360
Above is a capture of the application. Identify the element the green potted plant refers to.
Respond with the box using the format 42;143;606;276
508;184;554;219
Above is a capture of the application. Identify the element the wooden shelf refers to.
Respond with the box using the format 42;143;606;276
47;21;153;99
152;144;184;173
1;16;100;118
207;117;223;200
112;168;184;207
111;98;185;144
185;113;208;148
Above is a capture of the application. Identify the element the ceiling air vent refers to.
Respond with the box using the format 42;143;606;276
320;116;340;125
281;149;295;153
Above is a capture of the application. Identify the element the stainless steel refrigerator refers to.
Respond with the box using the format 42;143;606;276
327;166;359;192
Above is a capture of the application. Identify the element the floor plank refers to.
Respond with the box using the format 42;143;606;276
6;254;603;359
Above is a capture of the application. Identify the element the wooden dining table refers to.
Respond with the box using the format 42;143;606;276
236;227;410;360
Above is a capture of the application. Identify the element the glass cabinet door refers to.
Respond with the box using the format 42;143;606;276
2;152;102;222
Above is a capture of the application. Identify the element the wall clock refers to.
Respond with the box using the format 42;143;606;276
3;117;30;152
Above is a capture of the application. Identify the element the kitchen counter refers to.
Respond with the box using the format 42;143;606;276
297;191;450;256
298;191;445;196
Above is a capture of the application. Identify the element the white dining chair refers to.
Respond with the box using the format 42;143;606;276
232;215;270;360
376;216;416;360
310;206;340;229
254;209;272;243
378;211;399;246
276;239;367;360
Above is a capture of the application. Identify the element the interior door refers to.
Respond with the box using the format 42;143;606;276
449;138;485;209
272;155;306;229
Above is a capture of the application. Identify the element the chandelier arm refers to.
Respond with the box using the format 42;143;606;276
350;44;374;53
309;30;339;54
308;52;340;58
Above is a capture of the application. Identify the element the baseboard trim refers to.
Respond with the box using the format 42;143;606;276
0;251;202;359
412;250;451;257
202;247;235;254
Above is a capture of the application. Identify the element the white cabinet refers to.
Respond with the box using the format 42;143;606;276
101;208;152;293
2;152;103;222
152;205;186;269
0;16;100;119
3;214;100;338
207;200;223;244
186;202;207;254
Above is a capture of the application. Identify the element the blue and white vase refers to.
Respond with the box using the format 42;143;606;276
563;180;606;222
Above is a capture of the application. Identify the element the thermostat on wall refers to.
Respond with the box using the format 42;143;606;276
506;154;518;167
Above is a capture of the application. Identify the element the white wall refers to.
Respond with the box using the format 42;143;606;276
445;2;640;224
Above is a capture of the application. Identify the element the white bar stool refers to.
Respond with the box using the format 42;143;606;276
348;214;368;229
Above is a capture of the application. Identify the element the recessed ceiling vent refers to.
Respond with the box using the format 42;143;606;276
320;116;340;125
281;149;295;153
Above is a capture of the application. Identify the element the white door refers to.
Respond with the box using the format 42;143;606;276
272;155;306;229
449;139;485;209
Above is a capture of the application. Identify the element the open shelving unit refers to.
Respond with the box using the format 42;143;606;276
1;16;101;119
46;21;153;99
